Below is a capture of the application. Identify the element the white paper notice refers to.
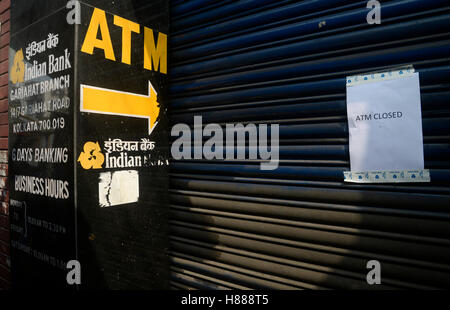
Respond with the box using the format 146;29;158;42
346;69;427;182
99;170;139;207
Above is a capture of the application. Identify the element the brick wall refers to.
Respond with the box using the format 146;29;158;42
0;0;10;290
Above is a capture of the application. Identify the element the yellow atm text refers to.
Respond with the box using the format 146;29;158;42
81;8;167;74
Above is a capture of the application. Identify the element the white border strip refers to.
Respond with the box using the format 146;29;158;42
346;67;415;87
344;169;430;183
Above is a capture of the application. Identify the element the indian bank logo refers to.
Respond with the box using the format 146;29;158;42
78;138;163;170
78;141;104;169
11;49;25;84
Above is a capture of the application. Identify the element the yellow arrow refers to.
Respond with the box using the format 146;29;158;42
81;81;160;134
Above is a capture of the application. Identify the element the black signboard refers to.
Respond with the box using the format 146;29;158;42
9;0;169;289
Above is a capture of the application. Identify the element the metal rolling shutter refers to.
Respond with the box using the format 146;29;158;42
168;0;450;289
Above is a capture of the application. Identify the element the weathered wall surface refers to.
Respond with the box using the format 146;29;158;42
0;0;10;290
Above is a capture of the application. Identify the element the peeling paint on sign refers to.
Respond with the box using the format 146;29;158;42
99;170;139;207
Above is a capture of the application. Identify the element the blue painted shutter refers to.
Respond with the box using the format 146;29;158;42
169;0;450;289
